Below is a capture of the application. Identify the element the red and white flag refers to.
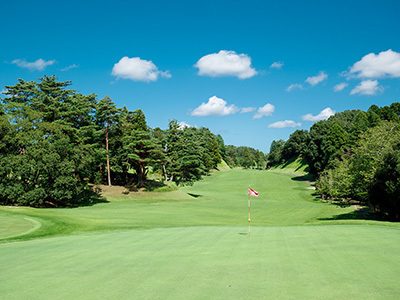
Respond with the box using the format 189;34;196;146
249;188;259;197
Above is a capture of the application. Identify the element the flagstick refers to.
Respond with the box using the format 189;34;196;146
248;192;251;237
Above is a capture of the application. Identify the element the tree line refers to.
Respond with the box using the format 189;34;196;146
0;76;230;207
267;102;400;220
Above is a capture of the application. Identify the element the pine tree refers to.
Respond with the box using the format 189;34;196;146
95;96;119;186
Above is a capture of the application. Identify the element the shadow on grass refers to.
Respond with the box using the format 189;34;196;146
188;193;202;198
143;180;167;191
69;189;109;208
279;157;310;172
290;173;316;182
318;209;384;222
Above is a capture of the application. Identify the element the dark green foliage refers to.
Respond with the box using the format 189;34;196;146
224;145;267;169
216;134;226;158
282;129;309;160
268;139;285;166
369;149;400;220
164;122;222;185
0;77;226;206
0;123;88;206
316;121;400;219
264;101;400;221
95;96;120;186
123;129;165;187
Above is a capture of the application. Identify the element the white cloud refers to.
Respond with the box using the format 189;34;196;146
302;107;335;121
305;71;328;86
240;107;256;113
253;103;275;119
270;61;284;69
350;80;383;95
112;56;171;82
178;121;195;129
333;82;348;92
191;96;239;117
61;64;79;71
286;83;304;92
194;50;257;79
348;49;400;78
12;58;56;71
268;120;302;128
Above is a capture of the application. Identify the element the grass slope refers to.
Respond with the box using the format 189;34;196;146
1;169;400;299
268;156;311;177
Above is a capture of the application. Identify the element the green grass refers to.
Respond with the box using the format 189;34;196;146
269;156;311;177
1;169;400;299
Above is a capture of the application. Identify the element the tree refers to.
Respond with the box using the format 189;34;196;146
323;123;349;163
282;129;309;160
315;121;400;210
268;139;285;166
122;110;165;187
351;121;400;201
172;127;207;186
369;149;400;220
316;158;353;201
216;134;226;158
164;123;211;185
95;96;119;186
0;122;89;207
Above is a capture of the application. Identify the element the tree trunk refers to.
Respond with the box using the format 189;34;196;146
106;126;111;186
163;165;168;182
138;163;145;187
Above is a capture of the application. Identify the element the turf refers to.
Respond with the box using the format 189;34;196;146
1;226;399;299
1;169;400;299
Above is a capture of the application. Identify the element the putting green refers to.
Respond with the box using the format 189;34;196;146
0;214;41;239
1;225;399;299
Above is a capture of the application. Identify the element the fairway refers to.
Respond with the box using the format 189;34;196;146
1;169;400;299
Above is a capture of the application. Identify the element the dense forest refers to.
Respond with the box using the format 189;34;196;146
0;76;266;207
267;102;400;220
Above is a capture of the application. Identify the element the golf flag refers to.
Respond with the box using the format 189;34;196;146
249;188;259;197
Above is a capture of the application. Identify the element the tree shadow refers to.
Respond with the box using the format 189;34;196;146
295;159;311;172
69;189;109;208
317;209;384;222
123;179;168;192
187;193;202;198
290;173;315;183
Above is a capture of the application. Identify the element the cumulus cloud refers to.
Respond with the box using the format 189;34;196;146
350;80;383;95
302;107;335;121
286;83;304;92
240;107;256;113
61;64;79;71
270;61;284;69
191;96;239;117
333;82;348;92
12;58;56;71
253;103;275;119
178;121;195;129
112;56;171;82
348;49;400;78
194;50;257;79
268;120;302;128
305;71;328;86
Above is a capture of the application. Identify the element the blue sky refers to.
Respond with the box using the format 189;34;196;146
1;0;400;152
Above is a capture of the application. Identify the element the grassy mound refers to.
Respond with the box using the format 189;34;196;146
0;214;41;239
268;156;311;177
